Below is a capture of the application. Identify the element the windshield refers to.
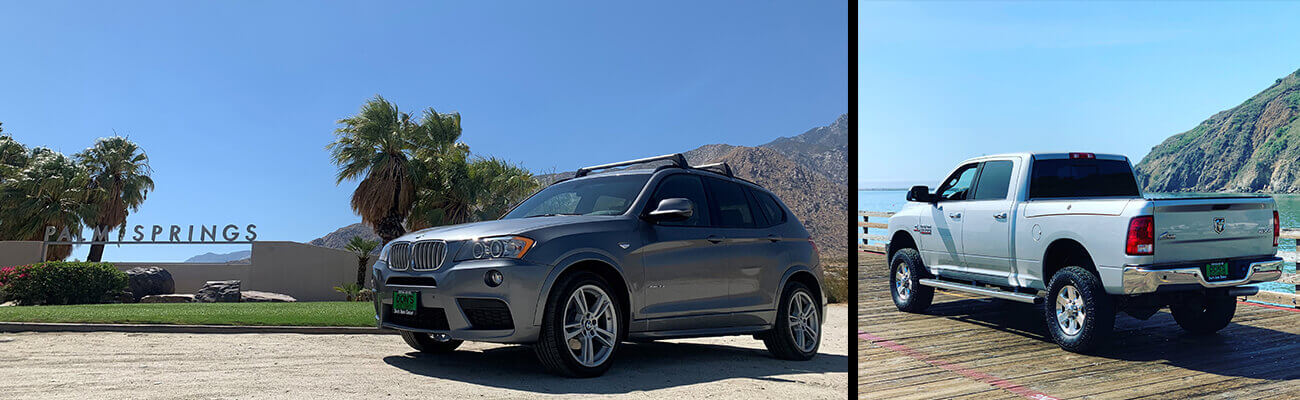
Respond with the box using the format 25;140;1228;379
502;174;651;219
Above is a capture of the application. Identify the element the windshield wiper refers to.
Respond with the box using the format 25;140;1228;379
523;213;581;218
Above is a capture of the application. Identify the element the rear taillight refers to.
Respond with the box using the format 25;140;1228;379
1273;210;1280;247
1126;216;1154;255
808;238;819;259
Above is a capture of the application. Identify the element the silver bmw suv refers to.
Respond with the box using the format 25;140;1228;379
373;154;825;377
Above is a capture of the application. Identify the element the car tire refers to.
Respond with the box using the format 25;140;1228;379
762;281;822;360
889;248;934;313
534;271;624;378
399;331;463;354
1044;266;1114;353
1170;293;1236;335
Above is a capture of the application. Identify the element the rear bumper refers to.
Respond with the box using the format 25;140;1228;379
1121;257;1284;294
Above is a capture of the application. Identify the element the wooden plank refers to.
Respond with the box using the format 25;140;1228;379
1280;229;1300;240
858;251;1300;399
859;210;895;218
858;221;888;229
860;233;889;242
859;243;886;253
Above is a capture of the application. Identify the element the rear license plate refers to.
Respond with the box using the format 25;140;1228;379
393;291;418;316
1205;262;1229;281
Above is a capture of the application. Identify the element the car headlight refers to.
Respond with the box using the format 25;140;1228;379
459;236;534;261
378;243;392;263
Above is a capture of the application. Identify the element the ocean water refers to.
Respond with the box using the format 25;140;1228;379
858;190;1299;293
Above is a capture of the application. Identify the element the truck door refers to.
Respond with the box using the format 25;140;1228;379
961;160;1017;281
919;163;979;270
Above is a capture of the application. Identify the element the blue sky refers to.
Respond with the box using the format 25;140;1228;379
0;1;846;261
860;1;1300;189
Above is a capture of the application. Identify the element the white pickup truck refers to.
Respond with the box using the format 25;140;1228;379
886;152;1283;352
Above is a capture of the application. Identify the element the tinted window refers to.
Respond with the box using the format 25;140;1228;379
647;174;710;227
972;160;1014;200
704;177;756;228
1029;159;1141;199
937;164;979;201
503;174;650;219
753;189;787;226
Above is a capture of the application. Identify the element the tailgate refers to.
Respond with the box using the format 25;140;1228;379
1151;197;1276;264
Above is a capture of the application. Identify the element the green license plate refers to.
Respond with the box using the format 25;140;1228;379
1205;262;1229;281
393;291;418;316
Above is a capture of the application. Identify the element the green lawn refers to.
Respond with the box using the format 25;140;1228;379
0;302;374;327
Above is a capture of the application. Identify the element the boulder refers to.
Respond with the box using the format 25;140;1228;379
241;290;296;302
195;280;241;303
125;267;175;302
140;294;195;303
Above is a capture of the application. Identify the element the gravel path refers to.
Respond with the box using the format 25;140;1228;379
0;305;846;399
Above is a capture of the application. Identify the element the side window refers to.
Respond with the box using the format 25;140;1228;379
754;190;787;225
647;174;710;227
972;160;1014;200
937;163;979;201
704;177;756;228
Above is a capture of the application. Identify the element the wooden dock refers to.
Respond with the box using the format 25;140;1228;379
859;253;1300;399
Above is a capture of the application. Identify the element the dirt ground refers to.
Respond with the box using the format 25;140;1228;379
0;304;846;399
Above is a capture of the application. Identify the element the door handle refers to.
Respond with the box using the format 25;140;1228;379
993;212;1007;220
766;234;780;243
707;235;725;244
948;213;961;219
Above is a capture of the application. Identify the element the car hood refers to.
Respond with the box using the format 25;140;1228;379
394;215;620;242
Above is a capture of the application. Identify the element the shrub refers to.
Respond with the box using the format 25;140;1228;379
0;262;128;305
823;265;848;304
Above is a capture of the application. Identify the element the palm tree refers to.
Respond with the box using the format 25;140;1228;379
407;147;538;230
0;126;28;183
327;95;461;244
0;150;98;260
75;137;154;262
344;236;380;287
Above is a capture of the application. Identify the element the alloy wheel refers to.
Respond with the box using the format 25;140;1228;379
563;284;618;367
787;291;819;353
895;261;912;299
1055;284;1086;337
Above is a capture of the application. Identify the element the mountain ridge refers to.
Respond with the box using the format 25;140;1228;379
1137;69;1300;193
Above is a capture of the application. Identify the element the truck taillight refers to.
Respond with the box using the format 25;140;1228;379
1069;152;1095;159
1126;216;1154;255
1274;210;1280;247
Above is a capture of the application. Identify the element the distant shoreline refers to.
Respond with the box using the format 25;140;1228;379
858;188;908;191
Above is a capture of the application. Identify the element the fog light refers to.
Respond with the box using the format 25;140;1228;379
485;270;504;287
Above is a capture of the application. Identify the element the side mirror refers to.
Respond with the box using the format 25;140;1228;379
647;198;694;222
906;185;936;203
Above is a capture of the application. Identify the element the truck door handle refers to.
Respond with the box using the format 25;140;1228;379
993;212;1007;220
948;213;961;219
707;235;725;244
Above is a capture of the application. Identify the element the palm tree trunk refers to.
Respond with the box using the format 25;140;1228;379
355;258;367;288
87;243;105;262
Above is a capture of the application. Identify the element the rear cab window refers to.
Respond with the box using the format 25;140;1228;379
1029;157;1141;199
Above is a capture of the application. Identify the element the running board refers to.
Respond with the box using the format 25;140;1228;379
918;279;1043;304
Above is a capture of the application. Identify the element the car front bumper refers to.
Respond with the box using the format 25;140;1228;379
373;258;549;344
1120;256;1284;295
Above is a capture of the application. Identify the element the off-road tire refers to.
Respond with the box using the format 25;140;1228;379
1044;266;1115;353
762;281;821;360
534;271;624;378
890;248;934;313
399;331;463;354
1170;293;1236;335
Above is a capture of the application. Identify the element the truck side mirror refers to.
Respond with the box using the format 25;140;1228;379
647;198;694;222
907;185;935;203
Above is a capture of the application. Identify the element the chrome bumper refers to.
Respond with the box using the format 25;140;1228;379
1121;257;1284;294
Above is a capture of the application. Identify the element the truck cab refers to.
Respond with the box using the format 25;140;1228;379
886;152;1283;352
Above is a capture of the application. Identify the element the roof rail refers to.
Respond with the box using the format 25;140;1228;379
574;153;688;178
693;162;733;177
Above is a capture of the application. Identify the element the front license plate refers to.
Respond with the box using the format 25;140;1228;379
393;291;418;316
1205;262;1229;281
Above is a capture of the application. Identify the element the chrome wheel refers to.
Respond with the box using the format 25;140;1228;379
787;291;819;353
894;261;911;299
1055;284;1086;337
562;284;618;367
